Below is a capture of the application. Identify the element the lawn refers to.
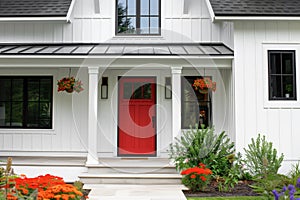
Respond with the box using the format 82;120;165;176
187;197;266;200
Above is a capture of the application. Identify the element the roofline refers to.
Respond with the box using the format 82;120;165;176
204;0;215;22
0;55;234;60
0;17;69;22
66;0;76;22
213;16;300;21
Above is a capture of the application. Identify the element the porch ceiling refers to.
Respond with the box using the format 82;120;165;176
0;43;233;57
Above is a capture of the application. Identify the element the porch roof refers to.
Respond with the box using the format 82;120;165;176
0;0;73;17
0;43;233;57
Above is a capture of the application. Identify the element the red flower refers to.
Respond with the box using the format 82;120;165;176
200;176;207;181
190;174;196;179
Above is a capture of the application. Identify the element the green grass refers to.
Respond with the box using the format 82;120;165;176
187;197;266;200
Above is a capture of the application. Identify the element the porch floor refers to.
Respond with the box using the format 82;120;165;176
86;184;188;200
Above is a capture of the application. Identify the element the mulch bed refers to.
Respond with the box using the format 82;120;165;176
184;180;259;197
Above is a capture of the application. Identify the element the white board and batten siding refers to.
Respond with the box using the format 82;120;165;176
234;21;300;173
0;0;227;43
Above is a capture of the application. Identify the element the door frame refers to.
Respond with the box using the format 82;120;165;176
117;76;157;157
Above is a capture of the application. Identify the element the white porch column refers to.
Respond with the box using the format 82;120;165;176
171;66;182;140
86;67;99;165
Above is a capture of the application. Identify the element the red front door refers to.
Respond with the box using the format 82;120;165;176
118;77;156;156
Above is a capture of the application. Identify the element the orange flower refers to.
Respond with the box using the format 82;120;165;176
200;176;207;181
190;174;196;179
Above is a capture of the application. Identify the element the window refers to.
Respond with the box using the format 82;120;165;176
116;0;161;35
181;76;212;129
0;76;53;129
268;50;297;100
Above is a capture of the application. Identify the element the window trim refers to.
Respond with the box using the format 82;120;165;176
115;0;161;36
0;76;53;129
268;50;297;101
263;44;300;108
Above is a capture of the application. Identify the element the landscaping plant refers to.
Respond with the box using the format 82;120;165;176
181;163;213;192
272;177;300;200
168;126;235;177
244;134;284;178
243;134;286;199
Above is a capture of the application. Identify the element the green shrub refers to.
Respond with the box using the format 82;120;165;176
244;134;284;178
168;126;235;177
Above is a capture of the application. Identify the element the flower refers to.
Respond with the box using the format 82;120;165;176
193;77;216;92
57;77;84;93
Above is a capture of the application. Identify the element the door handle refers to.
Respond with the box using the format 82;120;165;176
152;116;156;128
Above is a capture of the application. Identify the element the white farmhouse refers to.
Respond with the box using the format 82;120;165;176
0;0;298;185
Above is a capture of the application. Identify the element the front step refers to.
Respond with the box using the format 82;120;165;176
79;173;182;185
79;158;182;186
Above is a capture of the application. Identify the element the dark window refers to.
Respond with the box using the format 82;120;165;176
116;0;161;35
268;50;297;100
181;76;212;129
0;77;53;129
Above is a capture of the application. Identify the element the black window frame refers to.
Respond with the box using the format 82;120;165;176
115;0;161;36
181;76;212;129
0;76;53;129
268;50;297;101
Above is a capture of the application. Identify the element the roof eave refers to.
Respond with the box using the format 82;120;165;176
66;0;76;23
204;0;216;22
0;16;70;23
214;16;300;21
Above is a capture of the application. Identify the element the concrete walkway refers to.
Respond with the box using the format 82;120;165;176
86;184;188;200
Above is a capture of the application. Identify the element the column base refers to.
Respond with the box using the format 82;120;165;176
86;153;99;165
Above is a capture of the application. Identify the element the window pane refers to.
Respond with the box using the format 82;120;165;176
270;53;281;74
150;0;159;15
141;0;149;15
0;102;9;126
143;83;151;99
27;102;39;127
128;0;136;15
283;76;294;97
118;0;127;9
182;102;199;128
12;79;23;101
150;17;159;34
0;79;11;101
133;82;143;99
270;75;282;98
123;82;132;99
28;79;40;101
140;17;149;34
40;103;51;119
118;17;136;34
282;53;293;74
11;102;22;127
40;79;52;101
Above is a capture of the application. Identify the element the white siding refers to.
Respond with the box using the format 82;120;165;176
0;0;225;43
234;21;300;173
0;68;88;154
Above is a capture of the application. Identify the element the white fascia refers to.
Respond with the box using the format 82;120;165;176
204;0;216;22
214;16;300;21
66;0;76;23
0;17;69;22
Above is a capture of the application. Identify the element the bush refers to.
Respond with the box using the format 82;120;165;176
168;126;235;177
244;134;284;178
181;163;213;192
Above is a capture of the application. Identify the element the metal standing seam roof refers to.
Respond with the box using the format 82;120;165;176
0;0;73;17
0;43;234;56
209;0;300;16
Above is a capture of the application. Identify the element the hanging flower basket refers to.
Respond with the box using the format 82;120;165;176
57;77;84;93
193;77;216;94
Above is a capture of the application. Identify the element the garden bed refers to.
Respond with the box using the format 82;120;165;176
184;180;259;197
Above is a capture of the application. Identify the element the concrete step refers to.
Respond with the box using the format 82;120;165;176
86;164;177;174
79;173;182;185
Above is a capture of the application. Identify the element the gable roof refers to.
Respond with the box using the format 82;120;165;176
0;0;73;17
207;0;300;21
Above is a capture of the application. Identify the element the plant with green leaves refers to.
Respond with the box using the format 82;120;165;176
168;126;235;177
244;134;284;178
